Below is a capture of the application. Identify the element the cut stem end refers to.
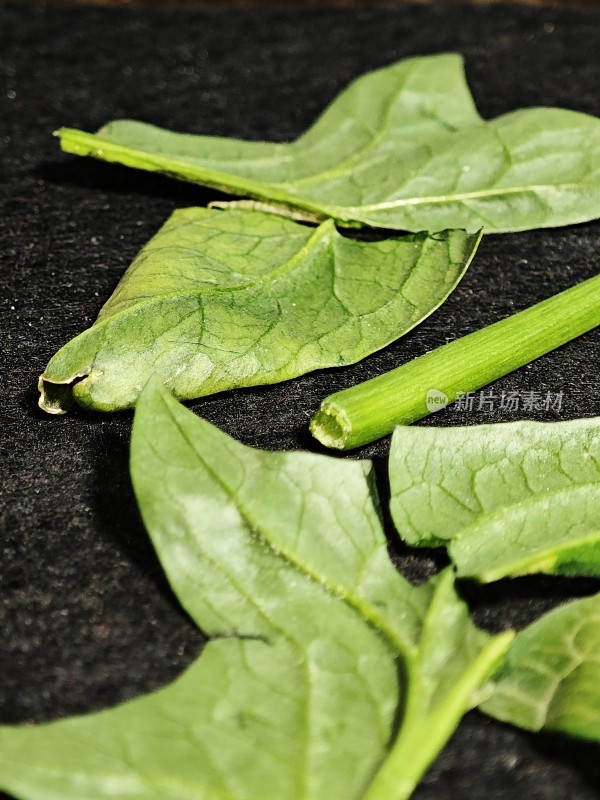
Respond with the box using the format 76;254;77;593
310;403;350;450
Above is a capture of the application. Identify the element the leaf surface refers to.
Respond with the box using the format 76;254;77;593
58;54;600;233
38;207;479;413
388;418;600;581
0;381;511;800
482;592;600;741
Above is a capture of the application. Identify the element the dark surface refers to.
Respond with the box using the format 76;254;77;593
1;1;600;797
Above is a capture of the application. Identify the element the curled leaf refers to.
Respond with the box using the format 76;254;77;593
39;207;479;413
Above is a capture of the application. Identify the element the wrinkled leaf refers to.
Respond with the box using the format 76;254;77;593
389;419;600;582
38;207;479;414
482;592;600;741
59;54;600;233
0;381;511;800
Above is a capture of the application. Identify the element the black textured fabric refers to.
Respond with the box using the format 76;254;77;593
1;2;600;797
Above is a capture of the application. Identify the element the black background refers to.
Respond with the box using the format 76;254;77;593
1;1;600;797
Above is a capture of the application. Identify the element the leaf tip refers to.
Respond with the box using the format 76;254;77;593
137;373;172;406
133;375;180;433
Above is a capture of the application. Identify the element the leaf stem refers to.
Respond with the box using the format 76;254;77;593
362;632;514;800
310;272;600;449
58;128;331;224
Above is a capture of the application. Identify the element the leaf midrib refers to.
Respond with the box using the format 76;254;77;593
455;479;600;542
473;528;600;582
165;397;415;661
341;181;600;213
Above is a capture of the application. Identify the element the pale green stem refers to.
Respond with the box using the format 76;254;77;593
58;128;330;224
362;632;514;800
311;272;600;450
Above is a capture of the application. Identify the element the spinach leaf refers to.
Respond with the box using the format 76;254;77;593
388;419;600;581
58;54;600;233
38;207;479;414
0;380;511;800
482;592;600;741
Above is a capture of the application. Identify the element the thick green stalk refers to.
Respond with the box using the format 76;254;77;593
310;272;600;450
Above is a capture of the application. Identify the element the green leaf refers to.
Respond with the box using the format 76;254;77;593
482;592;600;741
38;207;479;414
388;418;600;581
58;54;600;233
0;380;512;800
